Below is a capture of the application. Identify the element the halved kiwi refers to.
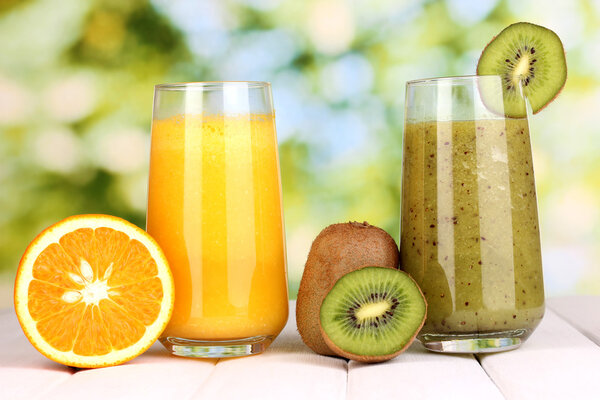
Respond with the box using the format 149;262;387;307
319;266;426;363
477;22;567;118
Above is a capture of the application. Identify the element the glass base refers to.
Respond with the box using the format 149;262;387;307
160;335;274;358
419;329;528;353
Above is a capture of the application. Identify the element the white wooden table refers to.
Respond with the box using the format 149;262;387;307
1;297;599;400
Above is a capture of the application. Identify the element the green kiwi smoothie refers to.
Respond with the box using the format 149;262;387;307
400;118;544;339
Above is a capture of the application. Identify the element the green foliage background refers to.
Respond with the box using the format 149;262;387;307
1;0;599;300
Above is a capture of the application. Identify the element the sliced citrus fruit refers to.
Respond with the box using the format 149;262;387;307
14;214;174;368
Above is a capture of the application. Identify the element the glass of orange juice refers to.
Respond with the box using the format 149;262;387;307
147;82;289;357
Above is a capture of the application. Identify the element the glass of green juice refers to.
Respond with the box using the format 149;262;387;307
400;75;545;353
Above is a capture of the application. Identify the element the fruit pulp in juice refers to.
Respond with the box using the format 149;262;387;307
400;119;544;337
147;113;288;340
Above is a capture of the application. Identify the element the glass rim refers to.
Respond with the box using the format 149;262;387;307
154;81;271;91
406;74;502;86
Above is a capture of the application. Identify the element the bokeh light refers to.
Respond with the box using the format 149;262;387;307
0;0;599;307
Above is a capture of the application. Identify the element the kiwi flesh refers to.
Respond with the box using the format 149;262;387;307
296;222;400;356
477;22;567;118
320;266;426;363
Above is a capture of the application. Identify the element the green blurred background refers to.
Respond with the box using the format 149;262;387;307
1;0;599;306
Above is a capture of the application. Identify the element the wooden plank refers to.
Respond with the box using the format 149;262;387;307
191;303;348;400
42;344;217;400
1;307;216;400
548;296;600;345
347;343;504;400
0;312;74;400
477;309;600;399
9;298;599;399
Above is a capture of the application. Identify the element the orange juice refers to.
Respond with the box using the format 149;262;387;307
147;113;288;341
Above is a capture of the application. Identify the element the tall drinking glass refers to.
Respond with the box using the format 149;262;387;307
147;82;289;357
400;76;544;353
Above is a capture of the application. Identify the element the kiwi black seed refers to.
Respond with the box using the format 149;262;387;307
319;266;426;363
477;22;567;118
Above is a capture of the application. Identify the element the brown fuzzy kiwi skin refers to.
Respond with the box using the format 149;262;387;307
319;268;427;363
476;22;568;116
295;221;400;356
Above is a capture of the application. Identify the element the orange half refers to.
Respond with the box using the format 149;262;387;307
14;214;174;368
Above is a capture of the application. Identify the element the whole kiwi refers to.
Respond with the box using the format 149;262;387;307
296;221;400;356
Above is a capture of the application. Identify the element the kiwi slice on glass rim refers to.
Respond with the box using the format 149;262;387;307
477;22;567;118
319;266;426;363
